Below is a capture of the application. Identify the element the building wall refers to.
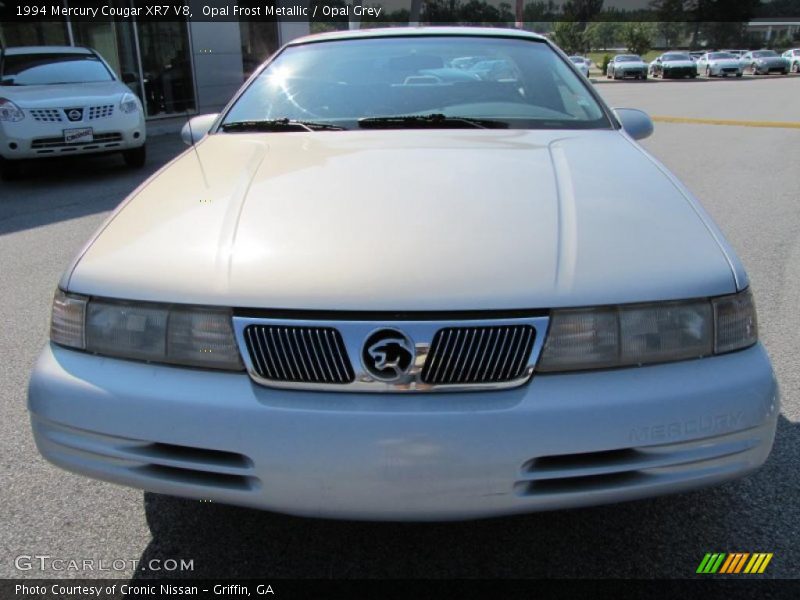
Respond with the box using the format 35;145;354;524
277;0;311;45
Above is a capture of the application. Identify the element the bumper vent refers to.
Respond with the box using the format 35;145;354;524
243;325;355;384
422;325;536;385
31;132;123;149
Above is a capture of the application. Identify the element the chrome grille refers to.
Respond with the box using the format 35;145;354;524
422;325;536;385
30;109;63;122
31;133;123;149
243;325;355;384
88;105;114;120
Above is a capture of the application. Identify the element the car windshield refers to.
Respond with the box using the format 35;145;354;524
753;51;778;57
708;53;735;59
222;36;609;131
616;55;641;62
0;53;113;85
663;53;690;60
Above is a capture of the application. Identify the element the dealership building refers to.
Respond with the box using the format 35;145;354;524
0;1;314;120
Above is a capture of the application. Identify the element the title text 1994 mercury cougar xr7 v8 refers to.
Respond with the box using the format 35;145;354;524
28;28;778;521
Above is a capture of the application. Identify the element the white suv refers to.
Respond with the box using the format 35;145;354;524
0;46;146;179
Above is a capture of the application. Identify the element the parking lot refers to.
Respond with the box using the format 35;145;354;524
1;76;798;579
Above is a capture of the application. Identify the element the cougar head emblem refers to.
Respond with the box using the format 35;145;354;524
362;329;415;382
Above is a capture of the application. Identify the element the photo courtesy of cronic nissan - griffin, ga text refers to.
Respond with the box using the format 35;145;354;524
27;28;778;521
0;46;146;180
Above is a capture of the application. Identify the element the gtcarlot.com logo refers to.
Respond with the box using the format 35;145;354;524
696;552;773;574
14;555;194;572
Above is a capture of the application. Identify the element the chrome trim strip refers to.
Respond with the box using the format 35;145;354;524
232;316;550;393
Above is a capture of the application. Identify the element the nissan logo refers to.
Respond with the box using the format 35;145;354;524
362;329;415;382
67;109;83;121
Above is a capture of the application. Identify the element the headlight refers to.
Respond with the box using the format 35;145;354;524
50;290;243;371
537;289;757;372
0;98;25;122
119;92;140;114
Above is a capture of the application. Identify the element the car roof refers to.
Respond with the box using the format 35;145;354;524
2;46;93;56
286;26;547;46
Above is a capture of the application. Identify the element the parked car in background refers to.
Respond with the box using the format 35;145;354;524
0;46;146;180
781;48;800;73
568;55;591;77
649;52;697;78
688;51;706;62
28;27;778;521
607;54;648;79
696;52;743;77
741;50;789;75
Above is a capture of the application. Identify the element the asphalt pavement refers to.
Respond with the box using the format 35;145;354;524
1;77;799;580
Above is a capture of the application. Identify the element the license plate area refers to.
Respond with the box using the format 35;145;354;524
63;127;93;144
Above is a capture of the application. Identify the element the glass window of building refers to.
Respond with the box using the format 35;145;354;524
0;21;69;47
135;20;196;116
239;21;279;78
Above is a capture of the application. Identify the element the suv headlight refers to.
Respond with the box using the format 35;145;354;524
50;290;243;371
119;92;140;114
537;289;757;372
0;98;24;122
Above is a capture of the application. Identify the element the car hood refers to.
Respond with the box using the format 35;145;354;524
68;130;737;310
618;61;646;68
3;81;127;107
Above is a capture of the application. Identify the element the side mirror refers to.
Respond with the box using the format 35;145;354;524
613;108;654;141
181;113;220;146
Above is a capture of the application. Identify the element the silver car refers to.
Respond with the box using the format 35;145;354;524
606;54;648;79
781;48;800;73
568;55;591;77
741;50;789;75
696;52;743;77
649;52;697;79
29;28;777;521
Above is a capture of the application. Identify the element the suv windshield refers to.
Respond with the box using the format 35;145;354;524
0;53;113;86
222;36;610;131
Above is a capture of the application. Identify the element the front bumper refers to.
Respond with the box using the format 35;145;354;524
29;342;779;521
617;68;647;78
0;111;145;160
663;67;695;77
752;62;788;74
708;64;742;76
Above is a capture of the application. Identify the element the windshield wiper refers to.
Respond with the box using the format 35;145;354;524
358;113;508;130
220;118;346;133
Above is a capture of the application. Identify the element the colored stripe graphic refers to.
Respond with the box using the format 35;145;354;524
697;553;727;573
720;553;749;573
698;553;773;574
744;553;774;574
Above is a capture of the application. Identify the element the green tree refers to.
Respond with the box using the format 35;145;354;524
621;22;656;55
562;0;605;23
523;0;557;21
585;21;620;50
552;21;585;54
650;0;687;48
